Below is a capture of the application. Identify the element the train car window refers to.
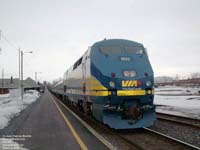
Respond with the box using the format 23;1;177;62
73;57;83;70
99;46;121;56
78;57;82;65
73;61;78;70
125;46;144;54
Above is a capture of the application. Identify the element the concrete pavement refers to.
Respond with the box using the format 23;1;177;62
0;89;109;150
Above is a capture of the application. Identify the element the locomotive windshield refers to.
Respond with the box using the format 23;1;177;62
99;46;121;55
99;46;144;56
124;46;144;54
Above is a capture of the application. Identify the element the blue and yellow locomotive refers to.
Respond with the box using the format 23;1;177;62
61;39;156;129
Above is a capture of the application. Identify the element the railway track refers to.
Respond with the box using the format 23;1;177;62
52;94;200;150
143;127;200;150
151;112;200;148
156;112;200;129
117;127;200;150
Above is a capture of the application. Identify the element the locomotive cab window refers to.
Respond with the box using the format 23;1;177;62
125;46;144;55
77;57;82;66
73;62;78;70
99;46;121;56
73;57;83;70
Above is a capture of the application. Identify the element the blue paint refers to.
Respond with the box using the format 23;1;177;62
53;39;156;129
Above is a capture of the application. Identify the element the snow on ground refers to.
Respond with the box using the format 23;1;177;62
154;86;200;119
0;89;39;130
0;93;9;98
155;85;200;95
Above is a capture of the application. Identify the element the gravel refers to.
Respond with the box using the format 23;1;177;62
149;119;200;148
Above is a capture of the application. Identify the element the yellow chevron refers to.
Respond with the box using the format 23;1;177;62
128;81;133;86
122;81;129;87
86;76;107;91
122;80;138;87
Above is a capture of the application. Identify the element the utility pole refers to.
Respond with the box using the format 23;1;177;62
20;50;33;101
35;72;37;91
35;72;42;91
21;51;23;101
0;31;2;93
0;31;2;94
19;48;21;88
35;72;37;84
1;69;4;94
0;30;2;54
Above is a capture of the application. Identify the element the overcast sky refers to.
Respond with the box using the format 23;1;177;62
0;0;200;82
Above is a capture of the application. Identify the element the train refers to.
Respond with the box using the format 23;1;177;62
51;39;156;129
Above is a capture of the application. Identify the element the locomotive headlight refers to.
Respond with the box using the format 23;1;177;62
146;81;151;86
123;70;136;77
129;70;136;77
123;71;129;77
109;81;115;88
147;90;152;94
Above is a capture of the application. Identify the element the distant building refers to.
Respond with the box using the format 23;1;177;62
0;77;20;94
174;78;200;87
154;76;174;87
155;77;200;87
23;77;41;91
0;77;40;94
155;76;173;84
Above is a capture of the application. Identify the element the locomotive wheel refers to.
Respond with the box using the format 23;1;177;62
89;103;93;116
78;100;83;111
83;102;92;115
83;101;88;114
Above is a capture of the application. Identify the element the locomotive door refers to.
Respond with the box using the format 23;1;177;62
82;57;86;93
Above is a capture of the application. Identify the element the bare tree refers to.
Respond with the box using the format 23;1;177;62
190;72;200;79
174;74;180;81
52;77;63;85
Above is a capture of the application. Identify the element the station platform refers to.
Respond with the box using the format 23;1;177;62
0;89;109;150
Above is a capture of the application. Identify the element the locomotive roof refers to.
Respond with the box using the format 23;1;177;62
92;39;143;47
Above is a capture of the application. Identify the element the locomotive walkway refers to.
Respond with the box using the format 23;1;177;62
0;89;108;150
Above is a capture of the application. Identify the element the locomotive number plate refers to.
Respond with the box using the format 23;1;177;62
120;56;132;61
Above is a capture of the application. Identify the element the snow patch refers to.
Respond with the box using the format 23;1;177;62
155;85;200;95
0;89;39;129
154;86;200;119
0;94;9;98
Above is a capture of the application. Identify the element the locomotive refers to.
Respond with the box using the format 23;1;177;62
52;39;156;129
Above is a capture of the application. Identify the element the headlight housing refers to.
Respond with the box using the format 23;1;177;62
146;81;152;86
123;70;136;77
109;81;115;88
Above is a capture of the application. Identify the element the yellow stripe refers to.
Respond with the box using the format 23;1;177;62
88;85;107;90
117;90;146;96
52;96;88;150
65;90;147;96
152;89;154;95
89;91;108;96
